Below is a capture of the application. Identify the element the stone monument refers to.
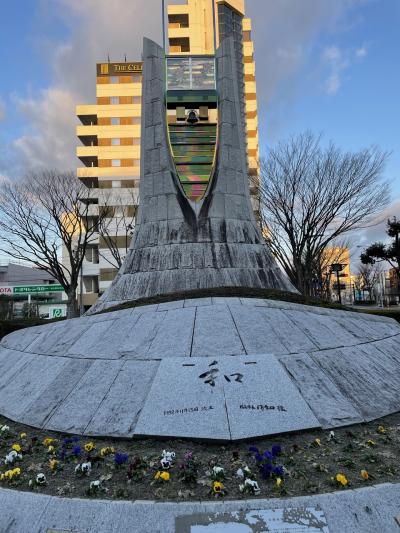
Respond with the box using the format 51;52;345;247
88;37;295;314
0;37;399;441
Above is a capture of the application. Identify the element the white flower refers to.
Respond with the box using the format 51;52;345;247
161;450;175;469
236;468;244;478
90;480;101;490
5;450;22;464
244;478;260;495
36;473;47;485
239;483;245;492
0;425;10;433
75;462;92;475
244;466;252;475
212;466;224;475
328;431;335;441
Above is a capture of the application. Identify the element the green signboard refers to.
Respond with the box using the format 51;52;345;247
12;285;64;294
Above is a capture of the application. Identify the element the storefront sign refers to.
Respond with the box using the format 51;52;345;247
97;62;143;76
0;285;64;295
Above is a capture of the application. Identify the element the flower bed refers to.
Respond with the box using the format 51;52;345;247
0;412;399;501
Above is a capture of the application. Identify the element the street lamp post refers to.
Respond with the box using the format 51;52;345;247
331;263;345;305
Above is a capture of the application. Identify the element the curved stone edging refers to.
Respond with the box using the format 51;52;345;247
1;482;399;532
0;298;399;440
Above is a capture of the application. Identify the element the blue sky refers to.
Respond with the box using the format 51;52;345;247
0;0;398;241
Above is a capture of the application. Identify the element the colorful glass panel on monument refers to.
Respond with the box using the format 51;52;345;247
166;56;218;202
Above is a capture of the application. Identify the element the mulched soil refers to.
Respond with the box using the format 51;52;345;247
1;412;399;501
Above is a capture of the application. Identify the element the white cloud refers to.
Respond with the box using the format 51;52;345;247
1;0;372;172
355;45;368;58
321;42;368;95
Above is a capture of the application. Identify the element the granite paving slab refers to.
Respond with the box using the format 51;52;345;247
23;359;93;428
84;360;159;436
221;355;321;439
0;348;32;390
280;352;363;427
0;298;399;439
118;310;167;357
146;307;195;358
45;360;124;433
134;357;231;439
0;354;67;420
76;315;142;359
266;309;318;353
191;304;246;357
2;482;400;533
312;345;400;420
229;304;288;355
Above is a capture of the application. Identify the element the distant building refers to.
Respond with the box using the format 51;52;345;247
0;263;66;318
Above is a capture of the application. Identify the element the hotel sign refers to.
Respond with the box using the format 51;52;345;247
97;62;143;76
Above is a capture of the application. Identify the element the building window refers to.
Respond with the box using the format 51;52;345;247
134;159;140;167
133;96;141;104
112;159;121;167
112;180;121;188
131;73;141;82
111;138;120;145
132;117;141;125
111;117;120;125
110;76;119;83
110;96;119;104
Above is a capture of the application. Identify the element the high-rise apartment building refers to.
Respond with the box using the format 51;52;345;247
76;0;260;307
76;62;143;306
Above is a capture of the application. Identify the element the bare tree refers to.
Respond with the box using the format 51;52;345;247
355;263;383;301
0;171;108;318
314;242;350;301
257;132;390;296
97;190;138;269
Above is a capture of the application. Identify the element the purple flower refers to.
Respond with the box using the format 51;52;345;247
72;445;82;457
272;445;282;457
273;465;284;477
254;452;263;462
248;445;259;454
260;463;272;479
72;436;80;443
58;449;66;460
63;437;73;446
263;451;273;461
114;452;129;466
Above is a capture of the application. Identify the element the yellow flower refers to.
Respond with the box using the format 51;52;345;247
335;473;348;486
213;481;224;493
1;467;21;481
154;471;161;480
43;438;55;447
160;471;170;481
49;459;58;471
20;433;27;439
360;470;369;480
377;426;386;434
84;442;95;452
11;444;22;453
366;439;376;447
47;446;55;454
100;447;115;457
314;438;321;447
276;477;282;488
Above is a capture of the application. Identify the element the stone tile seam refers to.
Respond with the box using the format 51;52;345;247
82;361;126;436
226;304;248;355
304;349;370;423
2;331;399;364
188;306;198;358
280;355;364;428
41;359;97;430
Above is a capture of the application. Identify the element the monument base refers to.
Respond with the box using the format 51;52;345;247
0;297;399;440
